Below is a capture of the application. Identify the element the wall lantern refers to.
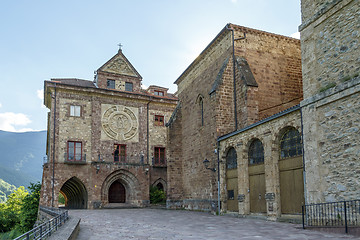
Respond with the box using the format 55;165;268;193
96;164;100;174
203;159;216;172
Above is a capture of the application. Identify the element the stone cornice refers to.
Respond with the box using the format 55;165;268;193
299;0;353;31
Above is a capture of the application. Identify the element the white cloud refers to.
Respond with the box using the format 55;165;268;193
37;89;46;108
0;112;32;132
290;32;300;39
0;102;2;108
37;89;44;100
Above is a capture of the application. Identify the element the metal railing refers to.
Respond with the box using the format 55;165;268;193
64;153;86;164
302;199;360;234
152;157;167;167
14;206;69;240
97;154;146;165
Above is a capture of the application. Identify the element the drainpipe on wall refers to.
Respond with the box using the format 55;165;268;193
300;107;307;205
51;83;57;207
146;97;152;164
226;24;247;131
217;141;221;215
226;24;238;131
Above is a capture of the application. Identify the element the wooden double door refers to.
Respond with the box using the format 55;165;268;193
279;156;304;214
249;164;266;213
109;180;126;203
226;168;238;212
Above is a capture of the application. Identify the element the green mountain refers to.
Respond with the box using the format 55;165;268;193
0;130;46;188
0;178;16;203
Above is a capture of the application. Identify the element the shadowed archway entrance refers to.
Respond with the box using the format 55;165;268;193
101;169;141;206
60;177;88;209
109;180;126;203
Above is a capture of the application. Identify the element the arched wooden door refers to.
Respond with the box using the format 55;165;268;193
109;180;126;203
279;128;304;214
248;139;266;213
226;147;238;212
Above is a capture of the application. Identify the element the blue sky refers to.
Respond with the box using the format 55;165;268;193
0;0;301;132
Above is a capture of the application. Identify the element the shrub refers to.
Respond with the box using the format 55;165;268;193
149;186;166;204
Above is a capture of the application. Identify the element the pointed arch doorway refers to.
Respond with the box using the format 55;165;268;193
108;180;126;203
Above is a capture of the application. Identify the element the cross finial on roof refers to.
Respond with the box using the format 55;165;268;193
118;43;123;52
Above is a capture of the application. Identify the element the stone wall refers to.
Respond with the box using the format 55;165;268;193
167;23;303;211
300;0;360;99
301;77;360;203
300;0;360;204
218;108;302;219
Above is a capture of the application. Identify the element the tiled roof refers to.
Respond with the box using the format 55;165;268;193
51;78;96;88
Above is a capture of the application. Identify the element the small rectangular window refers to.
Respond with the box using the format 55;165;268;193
70;105;81;117
154;90;164;96
228;190;234;200
107;79;115;89
125;82;133;92
67;141;82;161
154;147;165;165
154;115;164;126
114;144;126;162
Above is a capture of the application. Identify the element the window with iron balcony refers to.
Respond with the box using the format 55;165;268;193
66;141;85;163
114;144;126;162
154;147;166;166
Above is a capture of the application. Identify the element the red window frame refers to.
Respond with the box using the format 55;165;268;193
154;90;164;96
154;115;164;126
67;141;82;161
154;147;165;165
114;144;126;162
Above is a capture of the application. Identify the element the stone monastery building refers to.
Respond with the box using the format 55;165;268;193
41;0;360;222
40;50;177;208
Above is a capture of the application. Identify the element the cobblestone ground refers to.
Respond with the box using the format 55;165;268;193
70;209;356;240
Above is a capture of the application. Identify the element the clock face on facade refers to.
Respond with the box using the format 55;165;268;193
102;105;138;141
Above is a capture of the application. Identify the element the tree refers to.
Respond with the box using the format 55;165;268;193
19;182;41;232
0;186;28;233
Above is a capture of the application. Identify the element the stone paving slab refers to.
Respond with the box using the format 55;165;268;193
70;209;357;240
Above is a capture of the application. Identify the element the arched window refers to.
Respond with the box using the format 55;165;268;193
248;139;264;165
226;147;237;169
280;128;302;159
199;97;204;126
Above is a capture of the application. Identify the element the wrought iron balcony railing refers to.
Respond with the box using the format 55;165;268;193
152;157;167;167
64;153;86;164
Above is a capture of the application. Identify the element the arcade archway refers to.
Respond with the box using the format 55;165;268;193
60;177;88;209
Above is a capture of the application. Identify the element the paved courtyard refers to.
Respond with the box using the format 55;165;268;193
70;209;356;240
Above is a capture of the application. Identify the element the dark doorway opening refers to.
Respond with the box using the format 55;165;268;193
108;180;126;203
60;177;88;209
156;182;164;191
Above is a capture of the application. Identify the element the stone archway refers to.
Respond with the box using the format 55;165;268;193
101;169;141;205
60;177;88;209
152;178;167;192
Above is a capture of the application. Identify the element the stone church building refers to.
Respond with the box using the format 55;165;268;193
166;24;304;218
40;50;177;208
167;0;359;221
